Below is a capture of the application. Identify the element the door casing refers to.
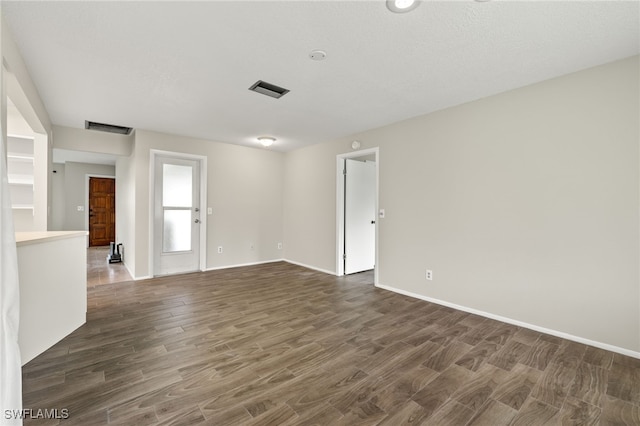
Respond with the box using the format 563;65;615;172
336;147;379;284
149;150;207;276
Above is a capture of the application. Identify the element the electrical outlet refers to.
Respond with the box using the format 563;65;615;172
217;246;223;254
277;242;282;250
207;207;213;215
77;206;84;212
426;269;433;280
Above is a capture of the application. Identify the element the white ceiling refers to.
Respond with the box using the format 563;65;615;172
3;1;639;152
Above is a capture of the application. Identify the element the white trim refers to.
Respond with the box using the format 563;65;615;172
149;150;207;276
84;174;115;248
284;259;337;276
205;259;285;271
122;261;136;281
336;147;380;285
376;282;640;359
6;134;35;141
132;275;153;281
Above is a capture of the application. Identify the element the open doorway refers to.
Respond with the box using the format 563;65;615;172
336;148;379;284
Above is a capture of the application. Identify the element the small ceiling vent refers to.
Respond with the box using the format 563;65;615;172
248;80;290;99
85;120;133;135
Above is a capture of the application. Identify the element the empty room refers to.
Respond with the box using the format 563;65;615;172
1;1;639;425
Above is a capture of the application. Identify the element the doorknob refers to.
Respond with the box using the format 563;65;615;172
194;219;201;224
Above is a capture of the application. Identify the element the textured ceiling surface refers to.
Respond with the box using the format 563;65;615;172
3;1;639;152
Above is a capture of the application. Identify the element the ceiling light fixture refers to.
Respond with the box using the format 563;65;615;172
386;0;420;13
258;136;276;147
309;50;327;61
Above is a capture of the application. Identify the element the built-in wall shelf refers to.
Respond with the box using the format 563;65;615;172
7;135;35;211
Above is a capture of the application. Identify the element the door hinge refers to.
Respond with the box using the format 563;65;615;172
343;253;347;260
343;168;347;175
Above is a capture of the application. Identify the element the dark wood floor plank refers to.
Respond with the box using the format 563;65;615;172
510;397;560;425
452;364;509;412
492;363;542;411
530;361;577;408
411;365;474;415
600;397;640;425
20;262;639;426
570;361;608;407
466;399;518;426
424;399;475;426
455;340;501;372
376;400;431;426
488;340;531;372
558;396;601;426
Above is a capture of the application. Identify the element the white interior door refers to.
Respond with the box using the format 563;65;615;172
344;158;376;274
154;156;200;276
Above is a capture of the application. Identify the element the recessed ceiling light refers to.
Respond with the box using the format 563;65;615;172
309;50;327;61
257;136;276;147
386;0;420;13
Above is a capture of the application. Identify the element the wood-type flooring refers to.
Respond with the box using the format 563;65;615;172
21;262;640;425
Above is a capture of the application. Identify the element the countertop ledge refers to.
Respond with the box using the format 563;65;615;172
16;231;88;247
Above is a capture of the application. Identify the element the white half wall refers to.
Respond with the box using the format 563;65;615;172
283;56;640;353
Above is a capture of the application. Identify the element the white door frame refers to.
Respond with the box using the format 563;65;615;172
336;147;379;285
149;149;207;276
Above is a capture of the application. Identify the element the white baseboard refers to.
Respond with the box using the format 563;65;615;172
121;263;152;281
133;275;153;281
283;259;336;276
205;259;284;272
376;282;640;360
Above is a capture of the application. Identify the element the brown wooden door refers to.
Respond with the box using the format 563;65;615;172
89;177;115;247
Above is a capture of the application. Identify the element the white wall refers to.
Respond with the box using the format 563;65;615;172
50;163;65;230
130;130;284;278
2;17;51;135
3;17;53;231
60;162;115;231
283;56;640;354
116;151;136;275
53;125;133;157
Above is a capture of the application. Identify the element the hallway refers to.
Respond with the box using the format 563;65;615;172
87;246;132;286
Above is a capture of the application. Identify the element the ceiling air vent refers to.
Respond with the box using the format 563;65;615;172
248;80;290;99
85;120;133;135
